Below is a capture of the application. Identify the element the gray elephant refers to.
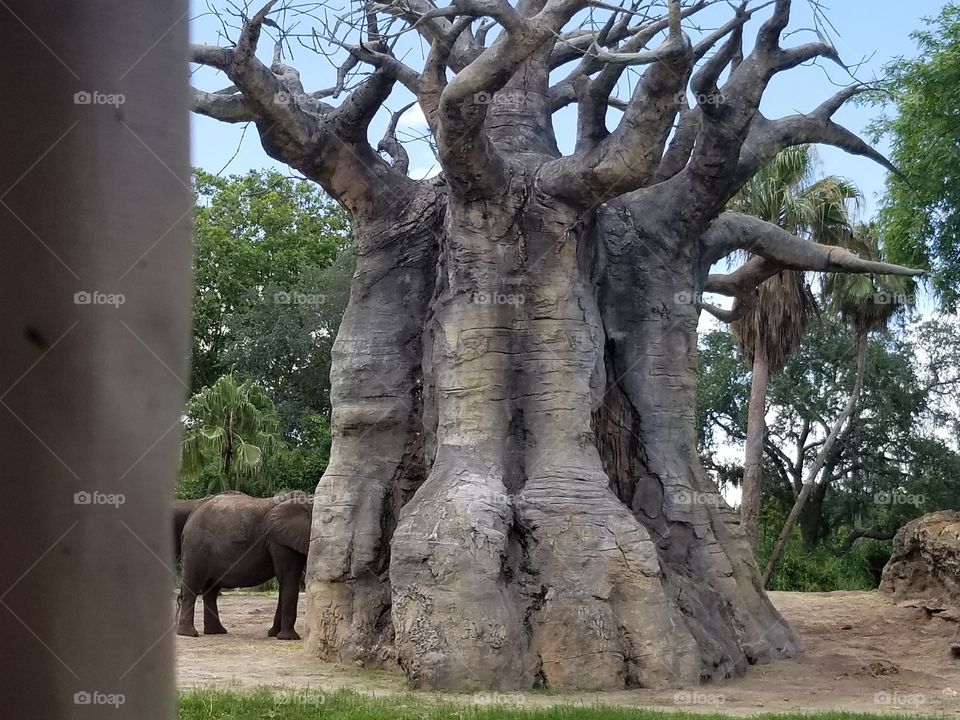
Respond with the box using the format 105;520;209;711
173;497;210;563
176;491;311;640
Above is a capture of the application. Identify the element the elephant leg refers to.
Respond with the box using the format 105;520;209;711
202;587;227;635
267;599;281;638
176;582;200;637
269;544;305;640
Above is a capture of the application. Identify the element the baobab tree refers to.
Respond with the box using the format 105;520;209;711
190;0;922;690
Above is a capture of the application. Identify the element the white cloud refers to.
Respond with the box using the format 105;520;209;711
397;104;430;131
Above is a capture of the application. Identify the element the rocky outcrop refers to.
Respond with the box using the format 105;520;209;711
880;511;960;609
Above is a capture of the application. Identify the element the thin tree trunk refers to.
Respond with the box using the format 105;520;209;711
762;333;868;586
741;348;770;552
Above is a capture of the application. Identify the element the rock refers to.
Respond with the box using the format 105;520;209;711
880;511;960;607
856;660;900;677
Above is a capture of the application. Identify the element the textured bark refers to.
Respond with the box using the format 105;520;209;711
595;196;797;682
390;176;703;690
741;349;770;552
305;180;443;666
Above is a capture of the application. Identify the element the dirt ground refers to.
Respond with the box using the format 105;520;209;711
176;590;960;715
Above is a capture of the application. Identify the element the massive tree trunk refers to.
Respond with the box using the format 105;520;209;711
190;0;922;694
306;181;799;690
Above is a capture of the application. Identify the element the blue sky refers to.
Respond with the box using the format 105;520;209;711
190;1;947;219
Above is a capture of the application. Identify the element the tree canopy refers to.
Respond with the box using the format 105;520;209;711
873;3;960;307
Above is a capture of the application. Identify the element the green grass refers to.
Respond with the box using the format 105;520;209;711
178;688;926;720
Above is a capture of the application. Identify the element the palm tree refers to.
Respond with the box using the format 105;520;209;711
761;224;915;584
181;373;284;494
729;145;861;551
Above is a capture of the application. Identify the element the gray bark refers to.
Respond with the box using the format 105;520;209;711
0;2;190;717
741;348;770;552
305;181;444;666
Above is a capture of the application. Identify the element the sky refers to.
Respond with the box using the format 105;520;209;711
189;0;949;220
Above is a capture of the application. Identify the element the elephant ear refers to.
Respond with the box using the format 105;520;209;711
264;496;312;556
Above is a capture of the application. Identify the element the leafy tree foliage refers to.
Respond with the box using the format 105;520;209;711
698;316;960;570
181;374;284;495
180;170;353;497
872;3;960;307
191;168;349;392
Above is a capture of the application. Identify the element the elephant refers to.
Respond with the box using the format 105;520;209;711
173;498;210;563
175;491;312;640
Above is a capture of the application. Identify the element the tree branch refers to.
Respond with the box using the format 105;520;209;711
702;212;924;297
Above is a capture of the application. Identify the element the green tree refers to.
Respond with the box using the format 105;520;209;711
181;374;285;495
698;317;960;589
191;169;349;392
225;252;353;432
727;145;860;550
872;3;960;307
762;225;916;583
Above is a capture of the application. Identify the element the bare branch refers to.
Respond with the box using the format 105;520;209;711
436;0;584;195
538;0;691;203
378;101;415;175
734;85;900;188
191;88;256;123
702;213;925;286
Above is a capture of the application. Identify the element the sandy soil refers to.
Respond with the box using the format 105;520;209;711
175;590;960;715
